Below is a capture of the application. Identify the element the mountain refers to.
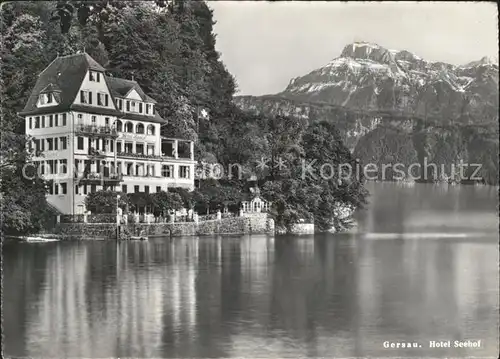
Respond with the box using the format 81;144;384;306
234;42;499;184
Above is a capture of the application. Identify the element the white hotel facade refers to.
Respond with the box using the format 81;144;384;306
20;52;195;215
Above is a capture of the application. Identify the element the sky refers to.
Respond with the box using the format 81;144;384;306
208;1;499;96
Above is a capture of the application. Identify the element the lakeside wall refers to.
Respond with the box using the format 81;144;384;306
53;214;276;240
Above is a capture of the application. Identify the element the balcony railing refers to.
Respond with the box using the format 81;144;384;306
116;151;192;160
76;172;123;184
88;148;108;158
75;124;118;137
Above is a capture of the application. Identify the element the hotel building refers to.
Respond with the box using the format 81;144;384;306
20;52;195;215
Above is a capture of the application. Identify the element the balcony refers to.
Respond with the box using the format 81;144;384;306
88;148;108;158
75;124;118;138
116;151;192;161
76;172;123;185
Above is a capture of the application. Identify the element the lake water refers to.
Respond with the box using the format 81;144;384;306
3;182;499;358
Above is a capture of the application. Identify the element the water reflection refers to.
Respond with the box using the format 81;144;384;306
3;183;499;358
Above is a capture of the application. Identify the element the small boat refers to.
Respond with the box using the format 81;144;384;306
24;236;59;243
129;236;148;241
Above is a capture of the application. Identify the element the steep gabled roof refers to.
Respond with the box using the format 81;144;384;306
105;76;157;104
19;52;164;123
19;52;112;116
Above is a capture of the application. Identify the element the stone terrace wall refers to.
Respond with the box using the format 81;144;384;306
53;223;117;239
53;213;274;239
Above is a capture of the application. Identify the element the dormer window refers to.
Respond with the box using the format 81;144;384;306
38;93;58;107
145;104;150;115
89;71;101;82
116;99;123;110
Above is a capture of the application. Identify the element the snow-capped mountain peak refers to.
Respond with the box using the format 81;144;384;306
278;42;498;118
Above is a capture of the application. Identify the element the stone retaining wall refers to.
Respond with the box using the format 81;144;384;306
53;214;274;239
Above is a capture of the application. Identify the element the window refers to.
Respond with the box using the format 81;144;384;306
54;138;58;150
131;101;136;112
122;185;127;193
134;185;140;193
162;165;173;178
49;115;53;127
62;113;67;126
147;125;155;135
156;186;161;193
125;122;133;132
126;163;133;175
47;138;53;151
29;117;32;129
47;160;54;175
77;137;84;150
116;142;122;153
80;90;89;104
48;182;53;195
139;103;143;113
47;93;53;103
75;186;79;195
91;184;96;193
89;71;100;82
91;116;97;125
147;144;155;155
98;93;105;106
136;123;144;134
35;117;40;128
126;101;130;112
146;104;151;115
135;163;144;176
55;114;59;126
83;185;88;195
136;143;144;154
60;137;67;150
116;162;122;174
105;94;109;106
59;159;67;174
146;164;155;176
61;183;67;195
77;114;83;121
41;116;45;128
116;120;122;132
179;166;190;179
117;99;123;110
39;94;46;105
125;142;133;153
41;138;45;151
54;183;59;195
105;117;109;127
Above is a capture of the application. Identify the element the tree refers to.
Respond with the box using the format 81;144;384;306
151;191;183;216
84;189;127;213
